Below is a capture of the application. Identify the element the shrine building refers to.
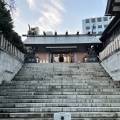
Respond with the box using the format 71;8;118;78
23;30;101;63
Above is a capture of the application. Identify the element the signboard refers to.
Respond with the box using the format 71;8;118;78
54;112;71;120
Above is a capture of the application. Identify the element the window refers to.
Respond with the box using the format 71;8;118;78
93;26;96;29
93;29;96;34
93;29;96;32
104;21;108;25
104;25;108;28
97;18;102;22
91;18;96;26
91;18;95;22
97;18;102;26
86;26;90;30
86;19;90;23
86;23;90;27
98;25;102;28
98;28;102;31
98;27;103;34
103;17;108;21
97;22;102;25
85;19;90;26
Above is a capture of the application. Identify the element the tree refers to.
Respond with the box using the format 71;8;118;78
12;31;27;53
0;0;13;40
0;0;27;53
2;0;15;14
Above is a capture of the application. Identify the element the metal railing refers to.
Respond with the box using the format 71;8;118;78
99;34;120;60
0;34;24;61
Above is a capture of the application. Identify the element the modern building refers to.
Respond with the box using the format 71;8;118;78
82;16;111;35
23;30;101;63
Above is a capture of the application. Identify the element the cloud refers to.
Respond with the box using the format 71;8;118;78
27;0;35;9
14;8;20;17
26;0;66;32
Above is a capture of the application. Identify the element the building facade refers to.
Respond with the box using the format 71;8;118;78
23;32;101;63
82;16;111;35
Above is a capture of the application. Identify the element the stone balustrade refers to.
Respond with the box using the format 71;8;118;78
0;34;24;62
99;34;120;60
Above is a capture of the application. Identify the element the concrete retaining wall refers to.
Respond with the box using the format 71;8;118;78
0;48;23;84
101;50;120;81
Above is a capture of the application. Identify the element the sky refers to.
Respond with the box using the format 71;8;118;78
12;0;107;40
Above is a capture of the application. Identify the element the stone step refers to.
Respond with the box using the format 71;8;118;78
0;82;115;86
0;91;120;96
3;79;114;84
1;88;119;92
24;62;100;65
0;112;119;118
21;67;103;69
12;78;112;82
20;67;104;70
1;86;120;92
0;84;116;90
1;102;120;108
1;98;120;103
20;67;105;69
13;77;111;81
20;67;105;70
0;117;116;120
16;74;109;78
1;95;120;99
27;69;104;71
1;107;120;113
17;73;108;76
0;118;118;120
1;84;116;89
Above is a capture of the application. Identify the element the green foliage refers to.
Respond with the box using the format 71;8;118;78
0;0;27;53
0;0;13;40
12;32;27;53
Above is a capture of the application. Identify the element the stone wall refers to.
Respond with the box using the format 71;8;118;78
101;50;120;81
0;34;24;84
0;48;23;84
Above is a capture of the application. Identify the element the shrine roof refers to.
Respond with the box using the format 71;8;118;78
24;34;101;45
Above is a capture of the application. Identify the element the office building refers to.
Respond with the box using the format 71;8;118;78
82;16;111;34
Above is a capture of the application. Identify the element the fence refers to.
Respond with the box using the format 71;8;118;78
0;34;24;62
99;34;120;60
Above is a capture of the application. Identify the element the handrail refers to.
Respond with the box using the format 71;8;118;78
0;70;13;76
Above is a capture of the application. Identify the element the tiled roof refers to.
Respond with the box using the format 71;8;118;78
24;35;101;45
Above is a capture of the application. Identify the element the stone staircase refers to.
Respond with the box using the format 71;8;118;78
0;63;120;120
